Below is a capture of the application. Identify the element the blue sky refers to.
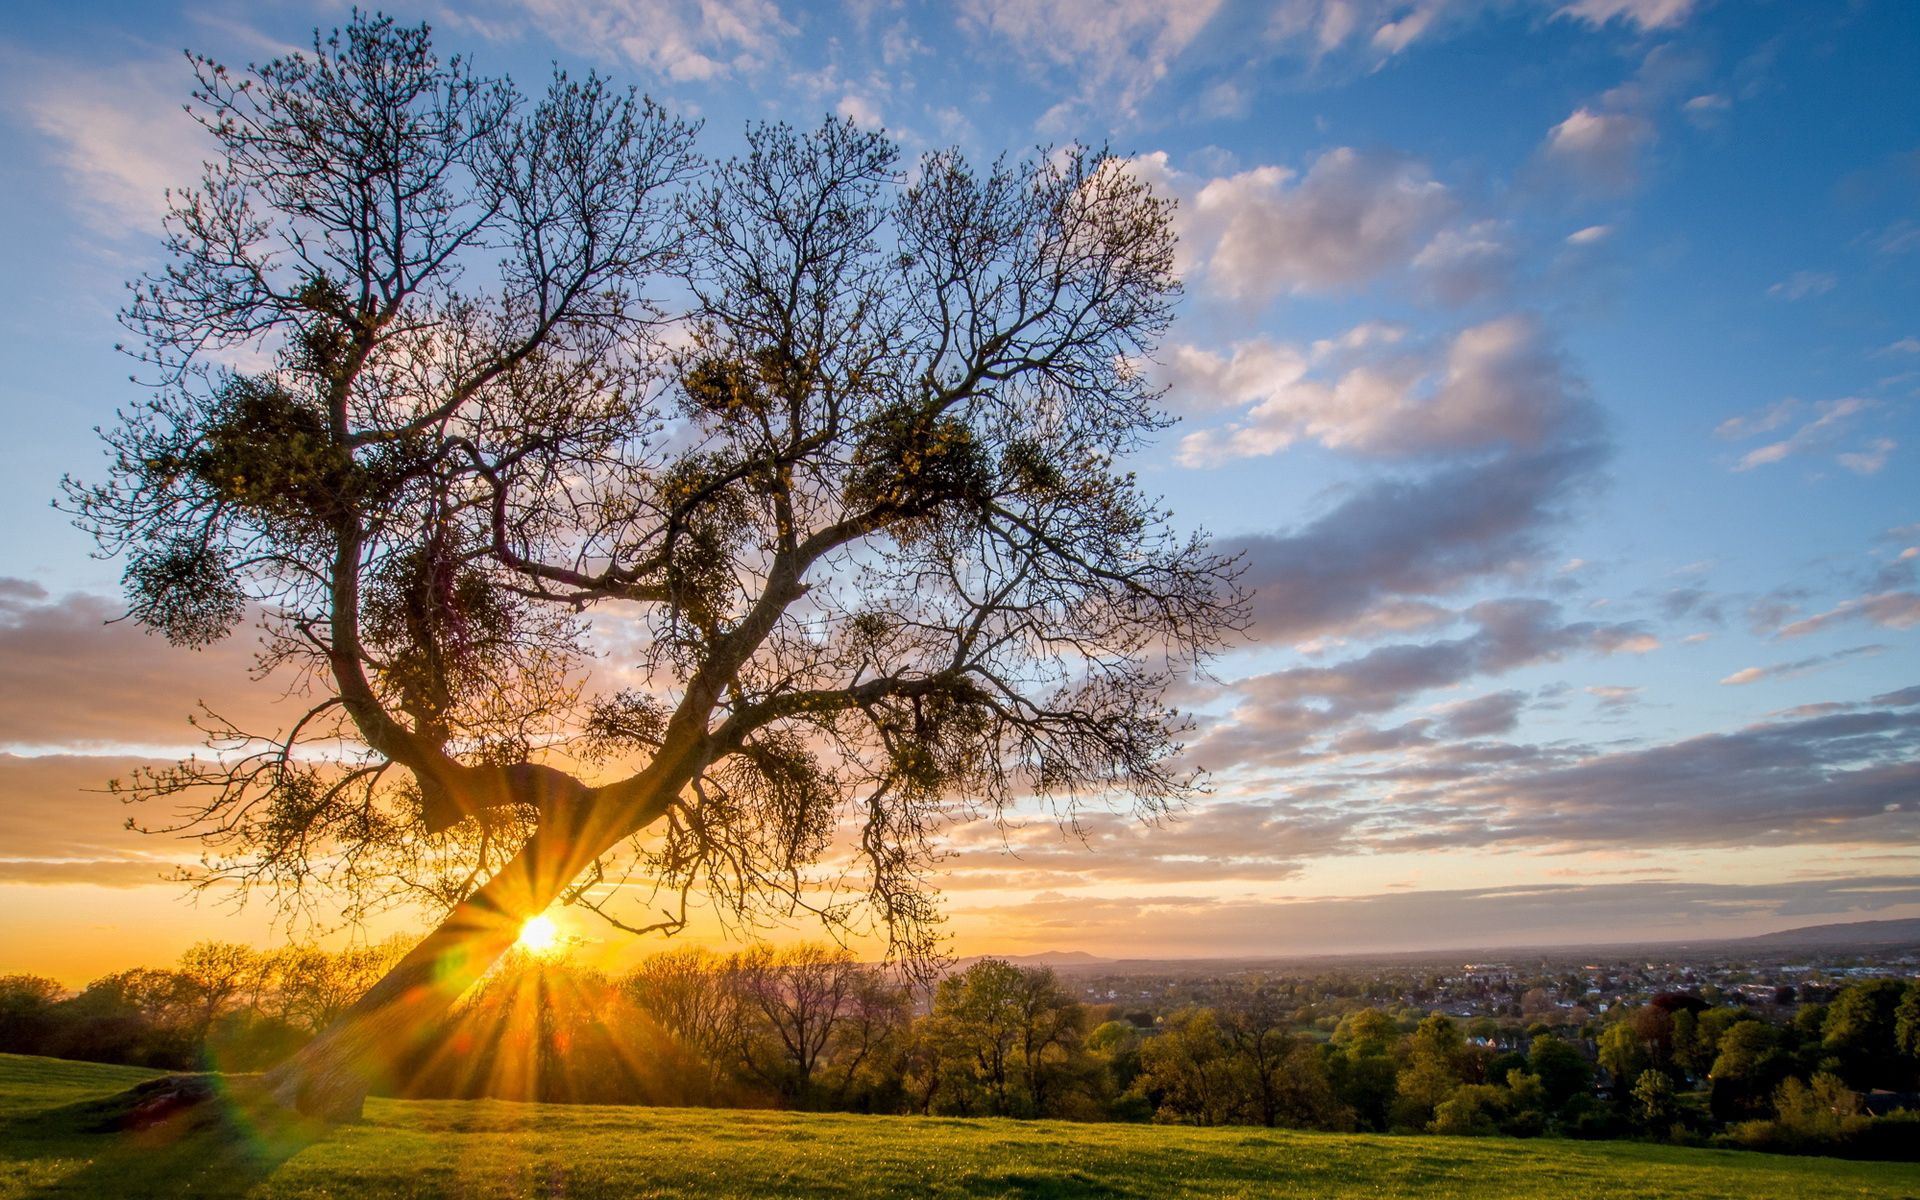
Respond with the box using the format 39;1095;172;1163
0;0;1915;978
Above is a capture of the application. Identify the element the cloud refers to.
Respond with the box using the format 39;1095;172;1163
1682;92;1731;128
1221;441;1606;643
1175;315;1592;465
1411;220;1520;303
1233;599;1654;719
1777;592;1920;639
1431;703;1920;849
0;753;203;888
835;92;884;128
959;0;1224;122
1556;0;1695;31
0;859;180;888
1260;0;1694;67
1171;147;1457;299
10;53;207;237
492;0;791;81
1186;599;1653;771
1542;106;1655;191
1719;644;1886;686
1565;224;1612;245
1874;222;1920;256
1719;397;1876;472
1837;438;1896;476
938;798;1363;891
1585;684;1640;709
1714;398;1798;441
1880;336;1920;356
0;580;279;751
1436;690;1528;737
1767;270;1837;300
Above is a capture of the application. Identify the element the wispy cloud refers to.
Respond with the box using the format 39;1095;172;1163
959;0;1223;125
471;0;793;81
1767;270;1837;300
8;52;206;237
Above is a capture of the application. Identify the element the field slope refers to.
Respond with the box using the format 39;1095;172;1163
2;1053;1915;1200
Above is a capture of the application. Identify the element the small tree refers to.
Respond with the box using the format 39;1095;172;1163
1630;1067;1676;1131
65;15;1239;1120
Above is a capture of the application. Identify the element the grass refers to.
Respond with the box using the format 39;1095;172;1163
2;1053;1917;1199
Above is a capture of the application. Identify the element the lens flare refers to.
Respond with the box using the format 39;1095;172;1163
515;914;560;955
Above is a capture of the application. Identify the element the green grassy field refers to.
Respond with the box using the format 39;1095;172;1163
2;1053;1916;1200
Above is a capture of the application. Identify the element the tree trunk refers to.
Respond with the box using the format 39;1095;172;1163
259;811;622;1121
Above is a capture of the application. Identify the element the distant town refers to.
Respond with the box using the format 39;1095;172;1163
1030;918;1920;1028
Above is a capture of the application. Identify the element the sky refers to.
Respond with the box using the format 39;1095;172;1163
0;0;1916;986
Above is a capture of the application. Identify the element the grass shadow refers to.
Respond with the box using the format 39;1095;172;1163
1;1075;327;1199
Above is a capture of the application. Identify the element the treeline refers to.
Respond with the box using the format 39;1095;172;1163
0;941;405;1071
4;945;1917;1159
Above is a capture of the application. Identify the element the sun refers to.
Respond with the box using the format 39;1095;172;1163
515;914;561;955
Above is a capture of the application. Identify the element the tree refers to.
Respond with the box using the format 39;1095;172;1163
174;942;256;1038
1821;979;1907;1090
1136;1006;1237;1126
66;15;1240;1120
1526;1033;1593;1111
1596;1022;1648;1100
0;976;65;1054
725;943;906;1107
1393;1014;1467;1129
925;960;1085;1117
1218;992;1315;1128
1708;1019;1787;1121
1630;1067;1677;1132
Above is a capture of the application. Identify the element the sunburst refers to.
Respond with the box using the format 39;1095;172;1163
515;914;561;955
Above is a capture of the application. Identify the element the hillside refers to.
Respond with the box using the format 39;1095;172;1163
1740;917;1920;947
1;1054;1915;1199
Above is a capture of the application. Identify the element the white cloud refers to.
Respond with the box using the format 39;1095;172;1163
1728;397;1871;471
14;56;206;237
1557;0;1695;30
1543;106;1655;191
1179;147;1456;299
960;0;1223;121
836;92;885;128
1683;92;1731;127
1174;315;1588;466
1715;398;1798;441
1566;224;1613;245
1881;336;1920;356
510;0;791;81
1837;438;1896;476
1767;270;1837;300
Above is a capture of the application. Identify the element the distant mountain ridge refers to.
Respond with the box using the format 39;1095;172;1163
952;950;1114;968
1739;917;1920;947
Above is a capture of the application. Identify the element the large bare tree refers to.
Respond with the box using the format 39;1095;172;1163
67;14;1243;1121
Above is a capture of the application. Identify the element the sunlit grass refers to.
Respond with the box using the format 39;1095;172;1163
3;1054;1917;1199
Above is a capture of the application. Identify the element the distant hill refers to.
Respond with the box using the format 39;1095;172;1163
1741;917;1920;947
953;950;1114;968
